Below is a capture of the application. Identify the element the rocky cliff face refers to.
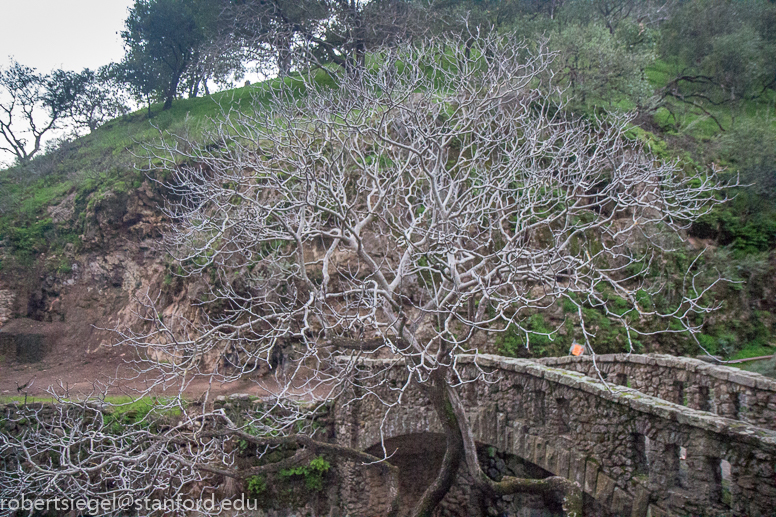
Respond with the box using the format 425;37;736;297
0;179;202;395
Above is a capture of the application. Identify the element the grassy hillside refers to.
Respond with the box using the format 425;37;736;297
0;92;234;264
643;63;776;362
0;72;338;269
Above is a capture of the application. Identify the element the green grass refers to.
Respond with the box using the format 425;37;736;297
0;395;57;404
644;59;672;87
0;395;185;410
102;396;183;432
730;344;776;361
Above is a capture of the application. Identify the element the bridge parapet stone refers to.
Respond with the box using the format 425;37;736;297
595;471;616;507
647;504;671;517
538;353;776;431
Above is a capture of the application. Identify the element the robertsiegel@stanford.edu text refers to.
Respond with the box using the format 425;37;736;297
0;493;258;513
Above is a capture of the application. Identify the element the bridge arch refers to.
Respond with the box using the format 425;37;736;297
359;432;565;517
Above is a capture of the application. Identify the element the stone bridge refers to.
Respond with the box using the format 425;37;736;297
538;354;776;431
333;354;776;517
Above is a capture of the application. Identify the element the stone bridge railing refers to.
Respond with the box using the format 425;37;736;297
537;354;776;431
335;355;776;517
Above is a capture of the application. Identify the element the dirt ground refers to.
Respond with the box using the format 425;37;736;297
0;319;306;401
0;275;304;401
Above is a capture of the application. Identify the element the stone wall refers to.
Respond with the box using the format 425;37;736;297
336;355;776;517
1;402;59;434
0;286;15;329
537;354;776;430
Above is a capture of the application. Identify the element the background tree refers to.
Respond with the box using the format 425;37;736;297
114;54;164;117
659;0;776;127
53;66;130;133
590;0;634;34
180;41;247;97
219;0;331;76
0;34;727;517
121;0;222;110
0;61;76;163
549;20;656;113
220;0;428;76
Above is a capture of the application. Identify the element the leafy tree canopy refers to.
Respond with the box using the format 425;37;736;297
121;0;222;110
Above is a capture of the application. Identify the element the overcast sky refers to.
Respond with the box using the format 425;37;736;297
0;0;134;72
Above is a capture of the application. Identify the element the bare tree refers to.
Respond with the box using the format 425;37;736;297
0;61;75;163
57;67;130;133
0;34;726;517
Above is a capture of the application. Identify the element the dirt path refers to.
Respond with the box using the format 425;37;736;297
0;343;322;402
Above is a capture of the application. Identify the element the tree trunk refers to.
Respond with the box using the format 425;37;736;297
447;381;584;517
163;68;183;111
410;369;464;517
190;75;200;98
277;33;292;77
407;364;584;517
